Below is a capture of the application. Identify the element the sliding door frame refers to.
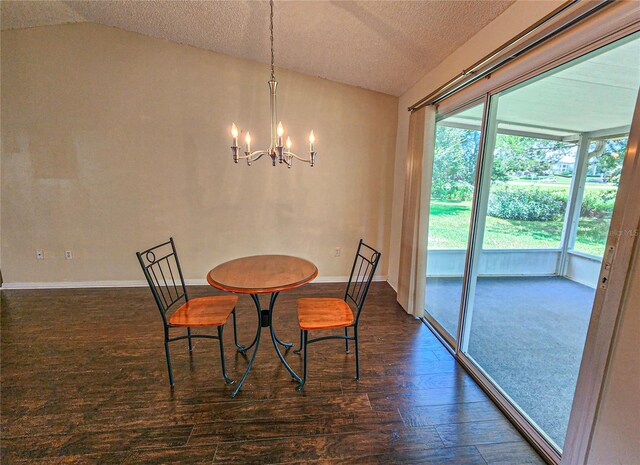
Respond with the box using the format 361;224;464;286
455;93;496;354
561;87;640;465
419;27;640;465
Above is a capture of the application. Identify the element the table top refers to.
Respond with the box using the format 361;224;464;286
207;255;318;294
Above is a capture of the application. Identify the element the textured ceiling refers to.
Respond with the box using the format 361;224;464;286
1;0;515;96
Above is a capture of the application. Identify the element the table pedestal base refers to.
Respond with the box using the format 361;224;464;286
231;292;301;397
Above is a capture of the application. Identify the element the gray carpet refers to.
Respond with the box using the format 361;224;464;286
425;276;594;449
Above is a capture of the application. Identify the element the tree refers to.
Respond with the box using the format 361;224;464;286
432;127;577;201
432;126;480;201
492;135;576;179
591;138;627;184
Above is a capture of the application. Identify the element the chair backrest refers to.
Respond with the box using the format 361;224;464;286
136;237;188;324
344;239;381;322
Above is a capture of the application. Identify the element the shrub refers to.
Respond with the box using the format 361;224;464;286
580;190;616;219
431;180;474;202
488;187;567;221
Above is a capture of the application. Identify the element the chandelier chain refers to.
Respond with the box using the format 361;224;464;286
270;0;275;81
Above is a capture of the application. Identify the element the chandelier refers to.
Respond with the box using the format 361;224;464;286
230;0;316;168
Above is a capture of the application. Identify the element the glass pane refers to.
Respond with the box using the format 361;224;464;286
464;34;640;452
425;102;483;341
483;135;577;249
572;137;627;256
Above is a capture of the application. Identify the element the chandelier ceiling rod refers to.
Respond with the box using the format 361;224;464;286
270;0;275;82
229;0;316;168
268;0;277;154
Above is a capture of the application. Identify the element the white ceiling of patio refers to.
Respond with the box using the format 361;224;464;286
445;34;640;140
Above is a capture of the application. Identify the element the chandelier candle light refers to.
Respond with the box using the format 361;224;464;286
230;0;316;168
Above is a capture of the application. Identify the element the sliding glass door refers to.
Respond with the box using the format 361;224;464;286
424;32;640;454
424;102;484;344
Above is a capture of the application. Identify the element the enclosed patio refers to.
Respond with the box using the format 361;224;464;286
423;34;639;450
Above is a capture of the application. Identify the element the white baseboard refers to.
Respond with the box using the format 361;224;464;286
1;275;388;290
311;275;387;283
1;280;150;289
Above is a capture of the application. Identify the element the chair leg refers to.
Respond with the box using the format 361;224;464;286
296;330;308;391
354;325;360;381
187;327;193;352
217;326;235;385
232;308;245;351
294;329;303;355
344;327;350;353
164;339;174;387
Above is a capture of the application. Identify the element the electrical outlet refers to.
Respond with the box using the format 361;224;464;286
35;250;44;260
65;250;73;260
334;247;341;258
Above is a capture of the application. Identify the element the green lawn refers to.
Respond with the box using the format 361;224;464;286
428;200;609;256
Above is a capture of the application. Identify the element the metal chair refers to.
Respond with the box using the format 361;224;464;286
136;237;241;387
294;239;381;390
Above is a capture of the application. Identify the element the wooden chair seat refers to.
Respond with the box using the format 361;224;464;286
297;298;354;330
169;296;238;327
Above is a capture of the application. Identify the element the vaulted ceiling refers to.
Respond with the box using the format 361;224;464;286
1;0;515;96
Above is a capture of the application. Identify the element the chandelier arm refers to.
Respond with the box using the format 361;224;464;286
285;151;313;163
237;150;270;162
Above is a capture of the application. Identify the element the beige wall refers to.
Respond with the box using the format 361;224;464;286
387;0;564;290
0;23;397;285
586;244;640;465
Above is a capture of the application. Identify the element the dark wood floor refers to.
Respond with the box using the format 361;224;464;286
1;282;545;464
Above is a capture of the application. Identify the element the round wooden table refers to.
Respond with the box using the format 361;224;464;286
207;255;318;397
